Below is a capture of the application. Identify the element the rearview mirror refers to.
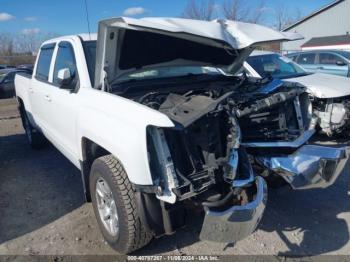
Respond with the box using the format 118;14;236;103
57;68;73;88
336;60;347;66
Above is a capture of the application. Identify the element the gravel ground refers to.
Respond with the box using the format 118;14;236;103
0;98;349;256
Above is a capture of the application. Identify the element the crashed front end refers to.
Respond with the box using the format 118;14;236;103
257;145;347;190
145;85;268;243
144;77;347;244
286;73;350;137
236;80;348;190
313;97;350;136
95;17;348;246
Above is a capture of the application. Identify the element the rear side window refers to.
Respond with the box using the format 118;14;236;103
297;53;316;65
53;41;78;87
319;53;345;65
35;44;55;81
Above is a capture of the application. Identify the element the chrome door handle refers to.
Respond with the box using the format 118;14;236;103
317;66;324;69
44;95;52;102
29;87;34;93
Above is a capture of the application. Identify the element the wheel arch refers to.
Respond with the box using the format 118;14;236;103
17;97;26;125
80;137;111;202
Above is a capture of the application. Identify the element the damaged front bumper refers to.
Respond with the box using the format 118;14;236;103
258;145;348;189
199;176;267;243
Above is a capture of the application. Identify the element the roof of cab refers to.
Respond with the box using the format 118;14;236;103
41;33;97;46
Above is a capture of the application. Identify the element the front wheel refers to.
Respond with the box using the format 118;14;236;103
90;155;153;254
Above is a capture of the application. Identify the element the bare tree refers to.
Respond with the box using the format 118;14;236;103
182;0;217;21
0;31;59;65
15;31;59;54
274;4;302;31
222;0;248;21
222;0;267;24
0;33;14;55
250;0;268;24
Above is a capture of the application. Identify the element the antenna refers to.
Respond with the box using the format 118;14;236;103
83;0;91;40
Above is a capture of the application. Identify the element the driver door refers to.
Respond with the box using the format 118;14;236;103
42;41;81;165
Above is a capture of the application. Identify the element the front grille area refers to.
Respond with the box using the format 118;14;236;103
239;95;308;143
163;111;230;199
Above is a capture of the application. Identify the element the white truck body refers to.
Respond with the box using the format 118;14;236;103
16;19;301;187
15;34;175;186
14;17;347;254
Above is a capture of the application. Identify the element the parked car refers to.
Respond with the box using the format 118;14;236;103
0;69;30;98
287;50;350;77
15;17;347;254
17;64;34;74
0;64;16;70
244;50;350;136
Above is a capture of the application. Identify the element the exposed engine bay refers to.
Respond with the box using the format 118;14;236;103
109;73;347;243
312;96;350;136
112;75;311;201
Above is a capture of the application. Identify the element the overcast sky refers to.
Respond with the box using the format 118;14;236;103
0;0;334;35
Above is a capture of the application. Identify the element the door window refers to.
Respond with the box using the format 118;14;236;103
297;53;316;64
319;53;346;65
53;42;78;88
35;44;55;81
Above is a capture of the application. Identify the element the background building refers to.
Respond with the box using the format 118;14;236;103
282;0;350;52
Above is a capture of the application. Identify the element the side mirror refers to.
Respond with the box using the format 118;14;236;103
57;68;74;89
336;60;347;66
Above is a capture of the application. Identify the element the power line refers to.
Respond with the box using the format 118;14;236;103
83;0;91;40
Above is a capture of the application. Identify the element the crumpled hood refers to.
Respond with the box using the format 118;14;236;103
95;17;302;89
116;17;303;49
286;73;350;98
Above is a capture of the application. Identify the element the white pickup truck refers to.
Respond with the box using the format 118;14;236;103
15;17;348;254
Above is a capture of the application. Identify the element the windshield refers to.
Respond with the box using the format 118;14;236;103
115;66;223;83
82;40;223;85
246;54;307;79
82;40;97;85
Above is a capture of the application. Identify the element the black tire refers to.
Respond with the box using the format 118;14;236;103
90;155;153;254
21;108;46;149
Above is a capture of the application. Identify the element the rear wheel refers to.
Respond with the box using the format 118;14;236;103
22;110;46;149
90;155;153;254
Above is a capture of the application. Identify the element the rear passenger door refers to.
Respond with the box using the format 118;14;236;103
296;53;317;73
318;52;349;77
31;43;56;131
